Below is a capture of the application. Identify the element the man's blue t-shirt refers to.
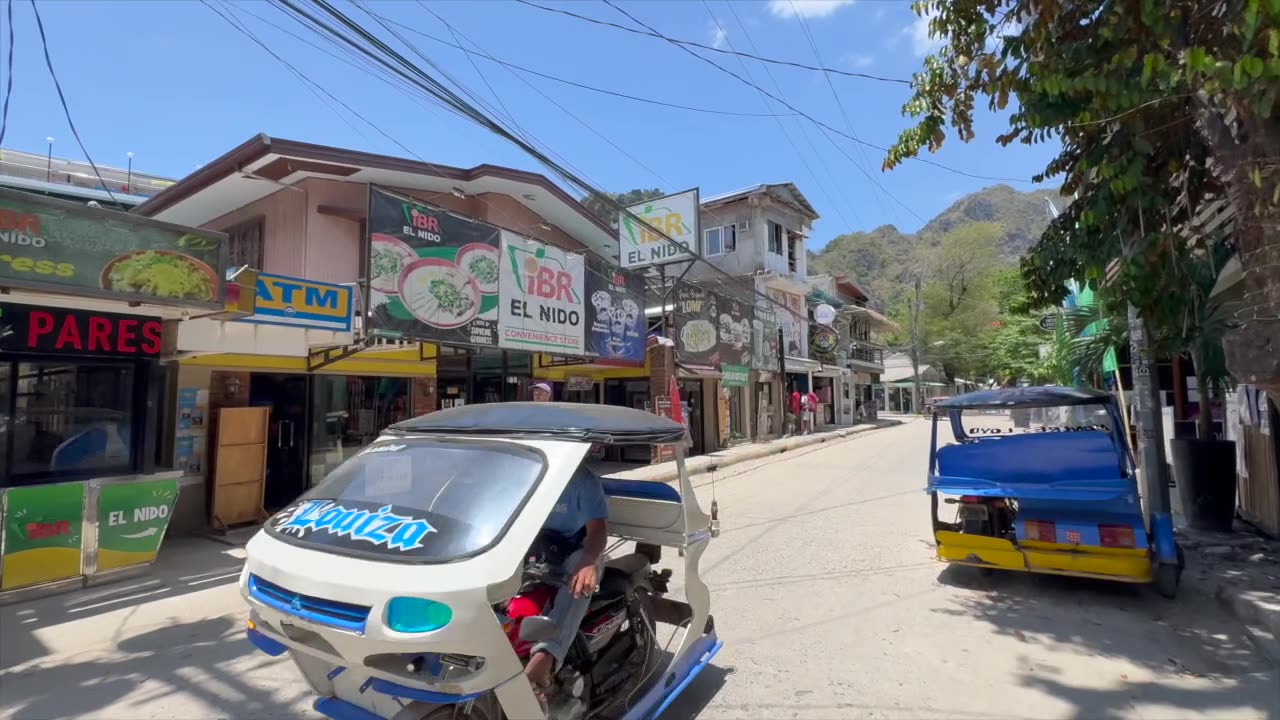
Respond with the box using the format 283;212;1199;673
544;466;609;535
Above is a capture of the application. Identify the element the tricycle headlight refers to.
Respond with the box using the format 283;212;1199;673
386;597;452;633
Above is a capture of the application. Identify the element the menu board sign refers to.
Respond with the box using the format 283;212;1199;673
498;231;585;354
366;186;499;347
717;293;753;367
0;188;225;308
752;304;780;371
673;283;719;366
584;256;645;364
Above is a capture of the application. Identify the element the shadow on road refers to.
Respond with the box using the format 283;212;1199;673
660;662;733;720
0;537;246;670
0;615;304;720
934;565;1280;720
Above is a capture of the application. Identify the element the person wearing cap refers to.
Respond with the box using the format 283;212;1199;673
531;382;553;402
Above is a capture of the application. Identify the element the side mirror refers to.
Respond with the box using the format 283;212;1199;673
518;616;557;643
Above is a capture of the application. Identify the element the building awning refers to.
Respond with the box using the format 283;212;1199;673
677;363;722;379
814;365;851;377
782;356;822;373
806;287;846;308
845;305;899;334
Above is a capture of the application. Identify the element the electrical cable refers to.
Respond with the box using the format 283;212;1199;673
29;0;118;204
600;0;1032;186
272;0;815;326
364;7;795;119
0;0;14;146
514;0;911;85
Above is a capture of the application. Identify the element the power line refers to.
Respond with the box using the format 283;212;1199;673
29;0;118;204
271;0;813;325
600;0;1032;186
363;8;794;119
0;0;14;146
515;0;911;85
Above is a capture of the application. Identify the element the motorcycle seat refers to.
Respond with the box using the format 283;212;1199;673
592;553;651;604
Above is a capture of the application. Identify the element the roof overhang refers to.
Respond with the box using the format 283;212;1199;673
133;135;619;261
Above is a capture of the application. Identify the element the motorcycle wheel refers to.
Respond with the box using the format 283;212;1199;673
406;696;501;720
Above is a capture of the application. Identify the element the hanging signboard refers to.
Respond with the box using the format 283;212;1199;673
813;303;837;326
498;231;585;355
584;257;645;364
673;283;720;366
751;303;780;371
618;189;700;268
366;186;500;347
717;293;753;367
810;324;840;364
239;273;353;331
767;288;807;358
0;188;226;308
1038;314;1058;332
0;304;162;358
721;364;749;387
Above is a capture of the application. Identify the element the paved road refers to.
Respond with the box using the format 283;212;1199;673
1;419;1276;719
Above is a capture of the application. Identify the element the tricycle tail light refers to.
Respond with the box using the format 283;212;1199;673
1024;520;1056;543
1098;524;1136;548
386;597;453;633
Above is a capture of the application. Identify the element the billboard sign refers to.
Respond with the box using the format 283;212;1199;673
584;256;645;364
498;231;585;354
0;187;225;308
618;189;699;268
366;186;500;347
717;293;753;367
673;283;720;366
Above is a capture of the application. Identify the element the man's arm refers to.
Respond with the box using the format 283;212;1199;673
571;473;610;597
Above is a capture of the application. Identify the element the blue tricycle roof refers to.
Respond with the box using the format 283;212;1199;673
933;386;1113;410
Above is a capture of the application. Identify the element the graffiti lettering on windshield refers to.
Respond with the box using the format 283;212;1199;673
275;500;436;551
966;425;1109;435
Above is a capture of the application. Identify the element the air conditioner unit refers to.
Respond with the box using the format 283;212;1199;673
735;220;750;233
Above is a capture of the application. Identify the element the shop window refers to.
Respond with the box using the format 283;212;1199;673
310;375;411;483
9;363;135;481
225;218;264;269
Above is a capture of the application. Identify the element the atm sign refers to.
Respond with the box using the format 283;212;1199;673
240;273;353;332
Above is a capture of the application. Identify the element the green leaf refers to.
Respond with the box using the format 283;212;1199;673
1245;0;1261;42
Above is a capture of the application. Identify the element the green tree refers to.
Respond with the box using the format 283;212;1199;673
884;0;1280;396
581;188;664;229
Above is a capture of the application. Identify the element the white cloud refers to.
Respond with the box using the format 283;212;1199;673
765;0;854;21
906;4;939;56
709;19;729;49
845;53;874;68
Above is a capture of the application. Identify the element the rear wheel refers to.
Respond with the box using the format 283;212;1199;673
402;696;501;720
1155;561;1181;599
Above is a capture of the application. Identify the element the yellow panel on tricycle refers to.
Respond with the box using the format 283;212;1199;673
1019;542;1153;581
934;531;1026;571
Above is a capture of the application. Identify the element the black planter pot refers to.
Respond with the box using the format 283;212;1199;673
1170;437;1238;532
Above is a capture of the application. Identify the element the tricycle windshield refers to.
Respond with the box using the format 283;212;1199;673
955;401;1115;438
265;437;546;563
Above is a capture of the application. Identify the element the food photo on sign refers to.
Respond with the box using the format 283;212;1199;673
584;256;645;364
673;283;719;366
717;294;753;367
498;231;585;355
366;186;500;347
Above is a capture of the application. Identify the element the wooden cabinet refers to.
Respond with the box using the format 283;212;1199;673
208;406;269;531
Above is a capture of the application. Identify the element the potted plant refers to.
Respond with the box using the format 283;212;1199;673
1164;243;1237;531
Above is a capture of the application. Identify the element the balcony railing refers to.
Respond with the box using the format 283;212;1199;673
849;346;884;367
0;150;174;198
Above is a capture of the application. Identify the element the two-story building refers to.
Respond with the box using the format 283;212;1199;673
804;273;898;425
133;135;643;528
683;183;820;440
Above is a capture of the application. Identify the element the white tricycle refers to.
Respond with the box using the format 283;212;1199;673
240;402;722;720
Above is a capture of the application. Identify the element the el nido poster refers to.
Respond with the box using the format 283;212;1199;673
583;256;645;364
366;186;500;347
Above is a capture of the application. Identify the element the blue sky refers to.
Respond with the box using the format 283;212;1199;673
9;0;1060;249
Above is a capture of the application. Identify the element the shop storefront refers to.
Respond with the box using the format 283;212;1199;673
721;364;751;445
0;189;227;596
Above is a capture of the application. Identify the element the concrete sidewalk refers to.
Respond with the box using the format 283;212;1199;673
1179;525;1280;664
592;417;903;483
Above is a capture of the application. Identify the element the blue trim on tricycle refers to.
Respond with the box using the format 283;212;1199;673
1151;512;1178;564
248;574;371;633
927;475;1132;502
313;697;384;720
620;631;722;720
603;479;682;503
246;628;288;657
367;677;486;705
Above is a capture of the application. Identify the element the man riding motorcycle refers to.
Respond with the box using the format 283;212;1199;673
523;462;609;699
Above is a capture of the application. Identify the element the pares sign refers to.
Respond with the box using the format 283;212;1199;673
618;189;699;268
585;256;645;364
498;231;585;354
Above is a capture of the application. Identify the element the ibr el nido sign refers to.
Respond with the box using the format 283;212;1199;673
617;189;700;269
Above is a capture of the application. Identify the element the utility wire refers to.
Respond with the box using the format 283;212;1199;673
29;0;118;204
0;0;14;146
515;0;911;85
366;8;793;119
601;0;1031;186
272;0;813;325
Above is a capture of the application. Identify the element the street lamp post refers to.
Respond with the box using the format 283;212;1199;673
45;137;54;182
